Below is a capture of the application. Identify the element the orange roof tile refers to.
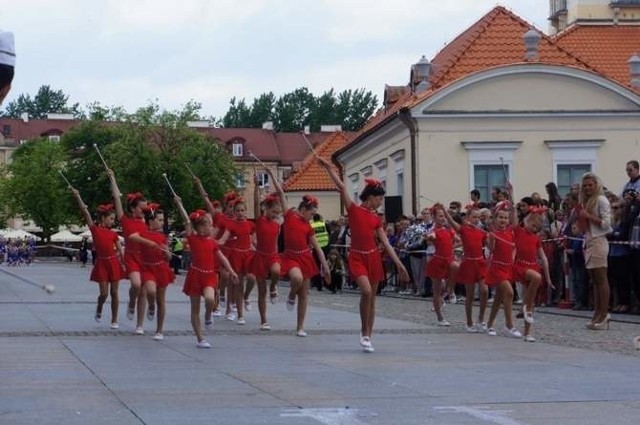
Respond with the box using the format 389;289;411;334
427;6;597;89
283;132;351;192
335;6;611;160
555;24;640;87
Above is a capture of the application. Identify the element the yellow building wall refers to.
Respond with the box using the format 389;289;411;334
285;191;343;221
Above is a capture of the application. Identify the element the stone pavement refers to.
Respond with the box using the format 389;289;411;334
1;262;639;425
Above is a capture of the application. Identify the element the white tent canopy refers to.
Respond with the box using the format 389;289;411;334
2;229;41;241
50;230;83;243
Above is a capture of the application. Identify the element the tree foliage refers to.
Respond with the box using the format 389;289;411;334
0;101;237;236
0;140;73;241
221;87;377;132
1;85;82;119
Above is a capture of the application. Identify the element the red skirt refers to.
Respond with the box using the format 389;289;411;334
124;250;142;275
514;261;541;284
183;267;218;296
281;251;317;280
348;250;384;283
141;262;175;288
90;256;124;283
425;256;452;280
485;263;513;287
228;249;255;275
250;252;280;279
456;258;487;285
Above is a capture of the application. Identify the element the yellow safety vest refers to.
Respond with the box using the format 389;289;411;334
310;220;329;248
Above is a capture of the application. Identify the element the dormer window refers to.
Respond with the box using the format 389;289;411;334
48;135;61;142
232;143;243;157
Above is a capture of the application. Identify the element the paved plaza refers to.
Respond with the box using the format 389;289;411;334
1;261;639;425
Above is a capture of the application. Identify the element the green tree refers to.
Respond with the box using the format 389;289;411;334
1;85;82;119
0;139;73;241
220;87;378;132
61;102;237;220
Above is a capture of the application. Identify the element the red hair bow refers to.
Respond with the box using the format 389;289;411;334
495;200;511;211
528;205;548;215
144;202;161;214
465;202;478;212
364;178;383;188
303;195;319;207
126;192;143;202
224;191;237;204
189;209;208;221
263;193;279;204
211;200;221;208
429;203;444;215
96;203;114;213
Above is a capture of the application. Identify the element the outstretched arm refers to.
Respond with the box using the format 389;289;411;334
317;157;353;210
375;227;409;282
309;236;331;286
70;188;94;227
192;177;215;215
267;168;288;212
107;169;124;220
537;246;554;290
173;195;193;236
443;208;461;232
253;171;261;219
216;251;238;282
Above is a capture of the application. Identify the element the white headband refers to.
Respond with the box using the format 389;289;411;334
0;31;16;67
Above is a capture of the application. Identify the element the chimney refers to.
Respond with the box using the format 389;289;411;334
20;112;28;123
320;124;342;132
523;29;542;61
629;53;640;89
187;120;210;128
412;55;431;93
304;125;310;135
46;113;75;120
262;121;274;131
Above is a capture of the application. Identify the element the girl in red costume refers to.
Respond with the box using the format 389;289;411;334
130;203;174;340
174;197;238;348
219;197;257;326
193;178;234;319
271;169;330;337
251;169;283;330
510;192;552;343
108;169;149;332
443;206;488;332
319;158;409;352
424;205;459;327
70;188;124;329
485;201;522;338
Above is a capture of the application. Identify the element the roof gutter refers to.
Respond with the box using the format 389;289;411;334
398;108;418;215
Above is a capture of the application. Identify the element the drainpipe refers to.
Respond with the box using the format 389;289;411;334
398;108;418;215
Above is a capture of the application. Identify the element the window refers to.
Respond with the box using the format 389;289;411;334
557;164;591;197
461;141;521;201
2;124;10;136
235;173;246;188
397;172;404;197
348;173;359;201
232;143;243;157
257;172;269;188
375;158;387;189
545;140;603;196
474;165;509;202
48;135;61;142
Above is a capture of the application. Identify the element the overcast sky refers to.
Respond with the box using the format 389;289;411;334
0;0;549;119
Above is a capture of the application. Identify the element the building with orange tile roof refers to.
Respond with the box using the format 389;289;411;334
281;131;351;219
334;5;640;216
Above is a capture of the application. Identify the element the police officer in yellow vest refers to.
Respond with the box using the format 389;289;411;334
310;213;330;291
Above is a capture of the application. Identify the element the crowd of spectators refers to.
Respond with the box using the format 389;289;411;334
323;161;640;315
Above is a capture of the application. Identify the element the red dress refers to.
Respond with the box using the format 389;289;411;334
214;212;233;258
120;215;147;275
347;203;384;283
226;219;255;274
485;227;515;286
251;215;280;279
513;226;541;284
140;230;175;288
425;227;456;280
281;209;317;279
89;225;124;283
456;224;487;285
183;234;219;296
